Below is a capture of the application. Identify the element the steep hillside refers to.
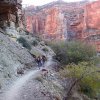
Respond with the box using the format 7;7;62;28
0;30;65;100
0;1;99;100
0;1;64;99
0;29;92;100
0;30;33;91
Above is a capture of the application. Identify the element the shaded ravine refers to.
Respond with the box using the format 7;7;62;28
4;56;53;100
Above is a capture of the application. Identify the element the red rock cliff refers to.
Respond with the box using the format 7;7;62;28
25;1;85;40
82;0;100;52
25;0;100;51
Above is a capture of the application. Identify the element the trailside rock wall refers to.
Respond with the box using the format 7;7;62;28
0;32;35;91
0;0;25;37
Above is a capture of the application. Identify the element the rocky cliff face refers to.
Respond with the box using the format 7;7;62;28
85;1;100;30
25;1;86;40
82;0;100;52
25;0;100;51
0;0;25;37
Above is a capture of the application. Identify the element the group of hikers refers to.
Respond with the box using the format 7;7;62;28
17;55;47;76
35;55;47;69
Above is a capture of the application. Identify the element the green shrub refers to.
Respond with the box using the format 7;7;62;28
49;41;96;65
32;40;38;46
79;83;94;97
60;62;100;98
35;76;43;83
42;47;48;52
17;37;31;50
92;56;100;65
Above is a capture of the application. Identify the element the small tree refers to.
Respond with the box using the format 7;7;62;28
17;37;31;50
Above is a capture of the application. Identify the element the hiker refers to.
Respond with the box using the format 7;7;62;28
36;56;42;69
41;55;47;66
41;69;48;79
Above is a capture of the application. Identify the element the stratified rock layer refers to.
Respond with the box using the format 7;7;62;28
25;1;86;40
82;0;100;52
25;0;100;52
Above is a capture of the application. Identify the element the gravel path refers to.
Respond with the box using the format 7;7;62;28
2;56;59;100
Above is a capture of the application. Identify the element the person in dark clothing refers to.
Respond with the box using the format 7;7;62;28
41;55;47;66
36;56;42;69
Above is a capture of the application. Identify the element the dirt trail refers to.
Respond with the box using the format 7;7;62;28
3;56;53;100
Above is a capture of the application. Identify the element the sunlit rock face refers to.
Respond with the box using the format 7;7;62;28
25;0;100;51
86;1;100;30
25;1;87;40
82;0;100;38
82;0;100;52
26;7;66;39
45;7;60;35
44;7;67;39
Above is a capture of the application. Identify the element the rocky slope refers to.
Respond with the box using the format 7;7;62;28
0;1;67;99
0;1;99;100
0;28;91;100
3;56;66;100
0;27;67;100
0;28;62;100
0;0;66;100
25;0;100;52
0;30;34;91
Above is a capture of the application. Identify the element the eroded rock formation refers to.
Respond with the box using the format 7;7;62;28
0;0;25;36
25;0;100;51
25;1;87;40
82;0;100;52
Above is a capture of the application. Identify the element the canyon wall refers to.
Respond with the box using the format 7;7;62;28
25;1;86;40
0;0;25;32
82;0;100;52
25;0;100;51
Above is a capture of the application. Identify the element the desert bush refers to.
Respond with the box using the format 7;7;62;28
79;83;93;97
35;76;43;83
42;47;49;52
49;41;96;65
60;62;100;98
91;56;100;65
17;37;31;50
32;40;38;46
